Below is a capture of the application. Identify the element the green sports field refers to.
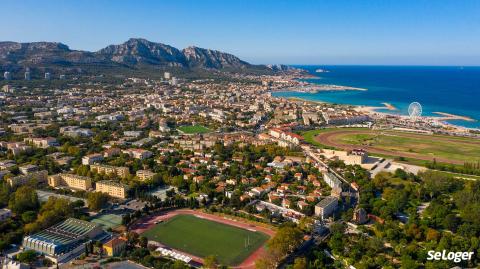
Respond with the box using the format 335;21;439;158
307;128;480;165
177;125;210;134
142;214;269;266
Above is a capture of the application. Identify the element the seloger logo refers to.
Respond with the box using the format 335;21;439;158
427;250;474;263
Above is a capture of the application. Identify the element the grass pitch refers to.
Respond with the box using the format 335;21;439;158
142;214;269;266
177;125;210;134
306;128;480;165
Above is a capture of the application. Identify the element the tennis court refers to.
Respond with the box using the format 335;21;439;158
91;214;123;229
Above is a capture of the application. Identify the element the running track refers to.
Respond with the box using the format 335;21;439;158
129;209;275;269
314;129;476;165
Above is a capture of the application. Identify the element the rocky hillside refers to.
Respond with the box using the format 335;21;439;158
0;41;100;66
0;38;294;76
182;46;249;69
96;38;187;67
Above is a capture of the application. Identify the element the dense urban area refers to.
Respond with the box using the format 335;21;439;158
1;41;480;269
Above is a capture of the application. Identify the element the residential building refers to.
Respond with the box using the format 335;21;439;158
103;148;121;158
24;137;59;148
60;126;93;137
322;111;370;125
323;172;342;191
82;154;104;165
122;149;153;160
0;160;15;170
19;164;38;175
136;170;156;181
314;197;338;220
48;174;92;191
95;180;129;199
90;164;130;178
6;170;48;187
124;131;142;138
0;141;31;155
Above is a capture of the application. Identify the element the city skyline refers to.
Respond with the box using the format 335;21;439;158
1;0;480;66
1;2;480;267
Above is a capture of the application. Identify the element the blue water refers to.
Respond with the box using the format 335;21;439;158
272;65;480;128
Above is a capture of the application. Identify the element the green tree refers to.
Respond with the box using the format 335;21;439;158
122;213;131;225
139;236;148;248
127;231;139;245
24;197;74;234
268;225;303;255
8;186;39;214
21;211;37;223
255;250;278;269
0;183;12;207
71;199;85;208
293;257;307;269
258;225;304;268
17;250;38;264
203;255;218;269
298;217;314;233
172;260;188;269
87;192;109;211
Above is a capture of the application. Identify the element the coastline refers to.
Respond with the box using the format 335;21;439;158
276;84;367;94
381;102;397;111
283;97;325;104
273;93;477;129
275;66;480;130
431;112;475;122
353;103;397;113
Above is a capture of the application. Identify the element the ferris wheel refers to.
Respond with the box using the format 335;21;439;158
408;102;422;120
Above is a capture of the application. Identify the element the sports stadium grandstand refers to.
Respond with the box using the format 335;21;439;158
22;218;106;263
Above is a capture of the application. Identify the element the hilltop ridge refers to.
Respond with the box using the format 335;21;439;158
0;38;303;77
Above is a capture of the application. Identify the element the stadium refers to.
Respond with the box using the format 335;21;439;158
131;209;274;268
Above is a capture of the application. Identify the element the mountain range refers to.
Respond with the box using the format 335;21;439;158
0;38;299;77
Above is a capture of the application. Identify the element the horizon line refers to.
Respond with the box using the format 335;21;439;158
2;39;479;67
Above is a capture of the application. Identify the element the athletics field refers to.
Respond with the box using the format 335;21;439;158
142;214;270;266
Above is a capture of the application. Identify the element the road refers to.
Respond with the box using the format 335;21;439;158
303;146;360;211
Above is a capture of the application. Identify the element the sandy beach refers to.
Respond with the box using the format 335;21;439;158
278;84;367;93
275;90;477;129
355;102;398;113
284;97;325;104
349;102;477;130
381;102;398;111
431;112;476;122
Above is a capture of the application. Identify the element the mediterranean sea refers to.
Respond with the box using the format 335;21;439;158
272;65;480;129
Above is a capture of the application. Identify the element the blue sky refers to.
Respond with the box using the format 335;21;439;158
2;0;479;65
